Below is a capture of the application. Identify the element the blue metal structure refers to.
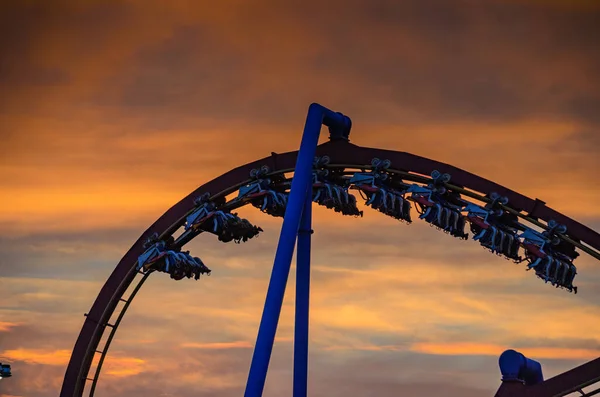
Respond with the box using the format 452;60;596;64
294;194;312;397
244;103;352;397
0;363;11;379
499;349;544;386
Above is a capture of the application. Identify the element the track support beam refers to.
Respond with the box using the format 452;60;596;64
294;194;313;397
244;103;351;397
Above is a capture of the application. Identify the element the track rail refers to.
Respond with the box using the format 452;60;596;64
61;139;600;397
87;270;152;396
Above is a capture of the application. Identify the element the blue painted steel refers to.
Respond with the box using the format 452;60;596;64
324;111;352;141
294;194;312;397
499;349;544;386
244;103;352;397
0;363;11;378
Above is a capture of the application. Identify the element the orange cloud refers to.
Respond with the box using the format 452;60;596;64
311;304;406;333
322;341;600;361
0;349;147;378
324;344;405;352
180;341;253;350
103;356;146;377
0;322;20;332
410;342;600;361
1;117;598;237
0;349;71;366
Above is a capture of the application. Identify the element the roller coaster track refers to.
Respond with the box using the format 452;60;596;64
60;132;600;397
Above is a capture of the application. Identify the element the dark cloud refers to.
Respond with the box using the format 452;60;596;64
511;337;600;351
0;2;64;84
313;380;490;397
308;349;499;396
80;344;501;397
70;0;600;130
567;95;600;126
545;127;600;176
0;1;133;66
0;362;64;397
0;227;141;280
0;323;80;351
0;1;133;115
115;26;245;111
2;0;599;137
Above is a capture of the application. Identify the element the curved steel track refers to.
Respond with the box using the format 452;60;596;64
60;139;600;397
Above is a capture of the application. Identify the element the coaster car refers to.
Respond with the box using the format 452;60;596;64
407;170;468;239
519;221;578;293
238;166;289;218
464;193;521;261
349;158;412;223
137;241;211;281
185;194;263;243
312;156;362;217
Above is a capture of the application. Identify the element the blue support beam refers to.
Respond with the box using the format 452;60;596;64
244;103;351;397
294;194;312;397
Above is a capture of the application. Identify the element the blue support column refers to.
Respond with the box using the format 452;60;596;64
244;103;351;397
294;194;312;397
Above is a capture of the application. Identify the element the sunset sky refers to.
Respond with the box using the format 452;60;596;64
1;1;600;396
